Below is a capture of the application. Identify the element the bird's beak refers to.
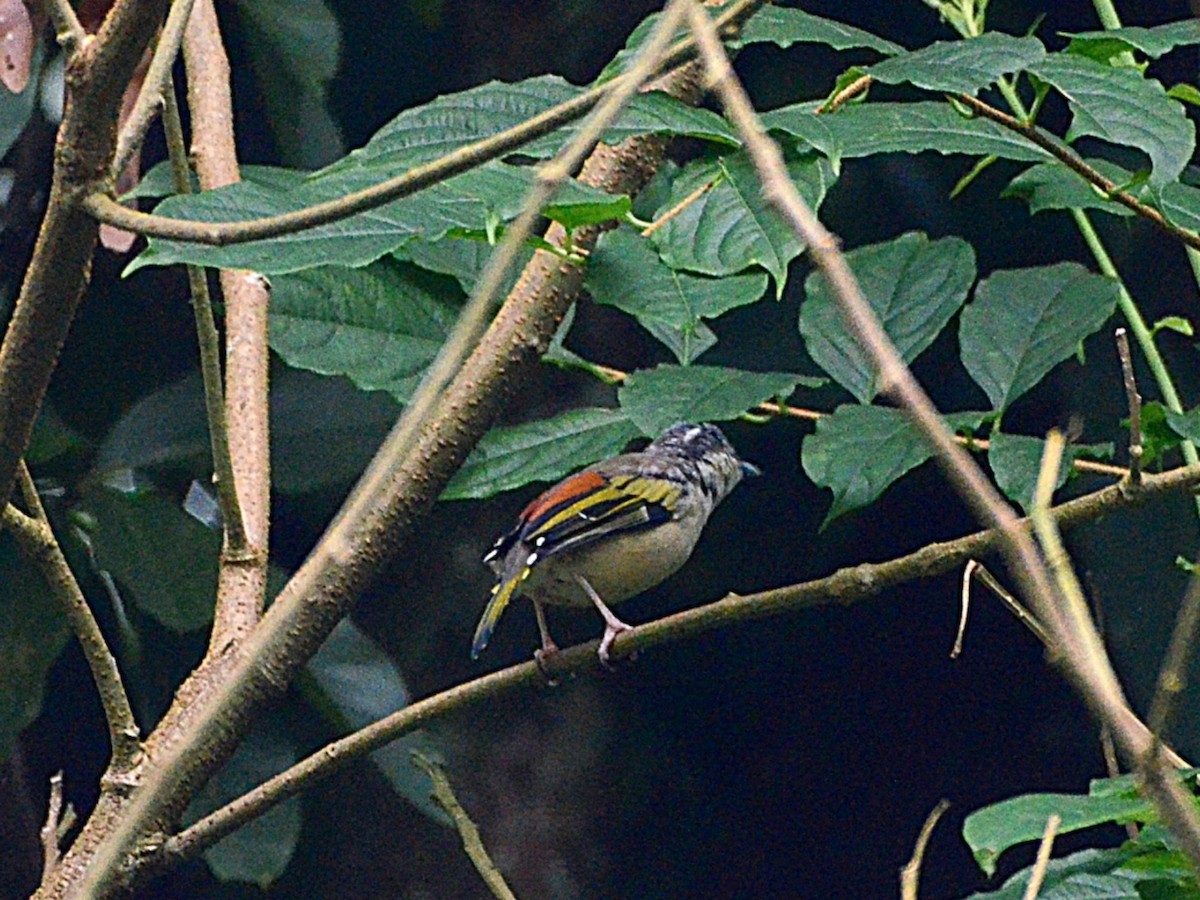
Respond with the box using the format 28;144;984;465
740;460;762;478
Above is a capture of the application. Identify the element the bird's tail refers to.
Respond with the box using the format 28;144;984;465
470;575;522;659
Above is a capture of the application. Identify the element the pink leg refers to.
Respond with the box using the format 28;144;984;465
573;574;633;667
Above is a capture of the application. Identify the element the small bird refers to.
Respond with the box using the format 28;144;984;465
472;422;758;665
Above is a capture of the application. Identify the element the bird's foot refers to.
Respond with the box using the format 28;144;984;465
598;619;636;669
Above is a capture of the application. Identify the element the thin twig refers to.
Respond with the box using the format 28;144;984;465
39;772;66;881
968;563;1051;652
162;74;249;557
1022;814;1060;900
1147;569;1200;745
4;463;140;769
1114;328;1143;486
900;798;949;900
111;0;198;179
952;93;1200;253
154;461;1200;866
581;362;1128;477
411;752;517;900
640;176;720;236
681;0;1200;869
80;0;767;247
41;0;86;52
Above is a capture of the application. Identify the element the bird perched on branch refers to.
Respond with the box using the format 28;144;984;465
472;422;758;665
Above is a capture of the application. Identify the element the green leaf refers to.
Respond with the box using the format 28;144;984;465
1165;407;1200;445
0;536;70;762
1153;316;1194;338
123;163;306;200
799;232;976;402
93;369;400;495
1141;401;1182;467
400;236;531;293
732;5;902;54
963;789;1153;876
1168;84;1200;109
1151;181;1200;233
960;263;1120;412
764;101;1053;163
586;227;768;363
618;365;808;437
802;405;986;525
305;620;448;824
127;161;632;275
1028;54;1195;186
959;846;1157;899
1003;159;1137;216
80;484;219;632
1065;21;1200;61
650;149;836;295
442;408;641;500
988;432;1114;513
0;41;41;162
184;712;301;887
235;0;343;169
269;260;461;402
866;34;1045;95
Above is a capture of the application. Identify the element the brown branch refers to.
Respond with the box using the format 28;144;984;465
952;93;1200;252
39;772;66;882
41;0;85;52
682;0;1200;869
182;0;269;650
1114;328;1143;486
155;461;1200;865
5;464;140;770
80;0;766;247
900;799;950;900
110;0;197;179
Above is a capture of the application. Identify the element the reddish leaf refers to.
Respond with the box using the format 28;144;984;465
0;0;33;94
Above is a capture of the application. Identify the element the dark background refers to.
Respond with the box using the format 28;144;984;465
3;1;1200;897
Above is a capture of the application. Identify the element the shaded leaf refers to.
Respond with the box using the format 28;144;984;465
960;846;1155;899
184;712;301;887
79;484;219;632
802;405;986;525
0;536;70;762
305;620;448;824
1151;181;1200;233
960;263;1119;413
866;34;1045;95
1029;54;1194;186
0;37;39;160
93;369;400;495
0;0;33;93
236;0;343;168
650;149;835;294
442;408;641;500
586;227;768;363
988;432;1113;513
269;260;462;402
764;101;1053;163
618;365;810;437
799;232;975;402
733;5;902;54
1065;21;1200;61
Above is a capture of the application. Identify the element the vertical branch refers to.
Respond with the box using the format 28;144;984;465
1115;328;1143;486
161;75;249;558
182;0;271;650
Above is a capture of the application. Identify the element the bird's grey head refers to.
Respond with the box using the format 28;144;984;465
649;423;759;500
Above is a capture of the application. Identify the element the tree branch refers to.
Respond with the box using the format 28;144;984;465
41;0;85;52
951;92;1200;252
79;0;766;246
154;461;1200;865
110;0;197;180
181;0;270;650
682;0;1200;871
4;464;140;770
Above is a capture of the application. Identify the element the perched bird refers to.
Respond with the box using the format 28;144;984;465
472;422;758;665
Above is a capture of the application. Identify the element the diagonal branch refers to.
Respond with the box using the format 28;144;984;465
79;0;765;247
680;0;1200;870
155;460;1200;866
